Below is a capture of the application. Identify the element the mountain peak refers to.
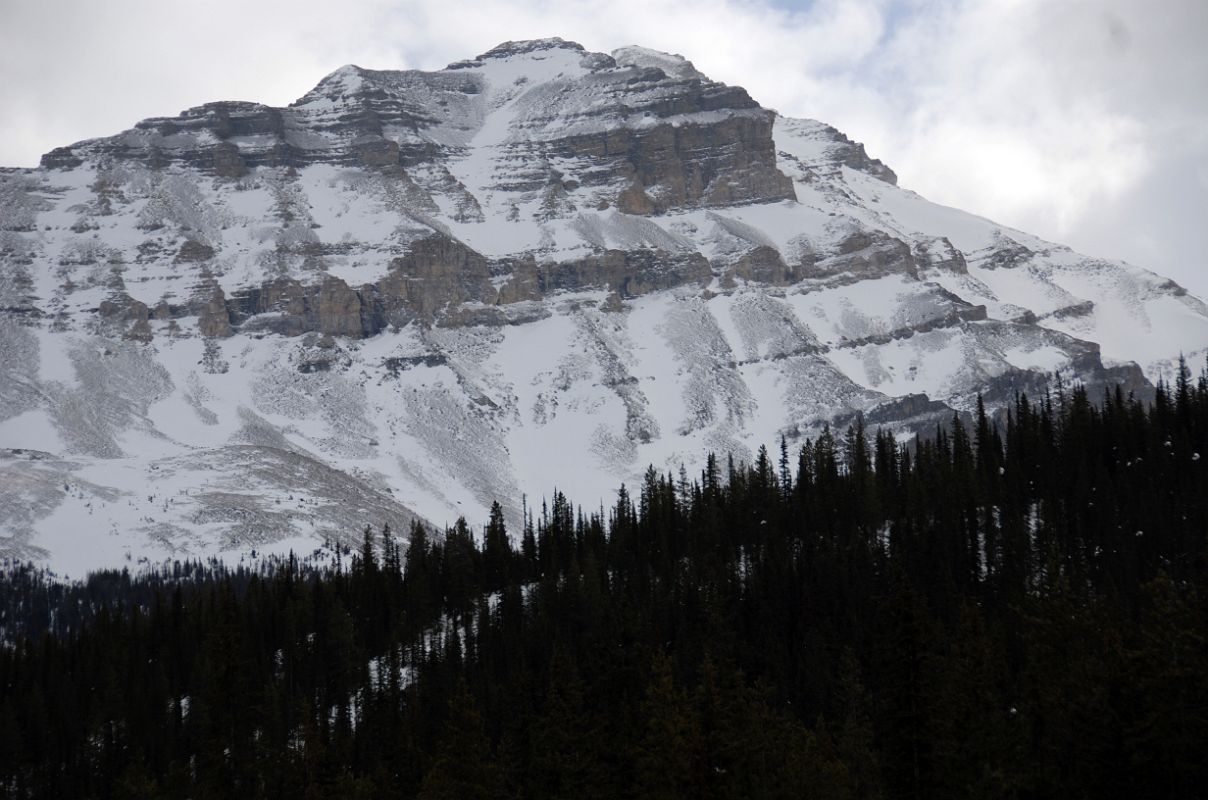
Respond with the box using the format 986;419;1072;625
445;38;594;74
611;45;704;81
3;38;1207;572
473;37;586;61
309;63;367;94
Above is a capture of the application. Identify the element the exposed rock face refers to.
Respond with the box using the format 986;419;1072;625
835;136;896;184
210;143;247;178
617;181;657;215
176;240;215;263
98;294;154;341
540;249;711;298
196;236;711;338
557;114;796;212
982;235;1034;269
315;276;367;338
379;237;495;321
40;39;795;215
811;231;918;280
731;246;796;286
914;237;968;274
354;139;402;169
198;286;233;338
38;147;83;170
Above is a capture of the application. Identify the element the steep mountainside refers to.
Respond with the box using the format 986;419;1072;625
2;38;1206;573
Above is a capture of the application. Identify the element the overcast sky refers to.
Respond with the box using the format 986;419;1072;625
3;0;1206;297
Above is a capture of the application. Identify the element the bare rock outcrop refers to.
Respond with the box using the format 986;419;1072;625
810;231;918;280
731;246;796;286
378;236;495;321
197;286;233;338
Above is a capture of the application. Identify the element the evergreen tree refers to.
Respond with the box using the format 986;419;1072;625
417;681;504;800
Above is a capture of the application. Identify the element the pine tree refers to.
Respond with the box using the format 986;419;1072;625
530;645;610;799
483;501;511;594
417;681;504;800
633;653;698;800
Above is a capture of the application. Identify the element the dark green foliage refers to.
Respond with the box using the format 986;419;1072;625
417;681;504;800
1;373;1207;798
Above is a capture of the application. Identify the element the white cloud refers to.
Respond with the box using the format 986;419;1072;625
1;0;1205;295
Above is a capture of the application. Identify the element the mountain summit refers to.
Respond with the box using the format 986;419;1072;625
2;40;1206;572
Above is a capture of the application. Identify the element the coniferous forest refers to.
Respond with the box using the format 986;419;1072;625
2;365;1208;799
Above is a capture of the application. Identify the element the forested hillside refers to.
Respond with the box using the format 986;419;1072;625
2;361;1207;799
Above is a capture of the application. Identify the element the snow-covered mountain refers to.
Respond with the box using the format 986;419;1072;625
2;38;1206;574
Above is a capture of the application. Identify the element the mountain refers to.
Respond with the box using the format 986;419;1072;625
2;38;1206;574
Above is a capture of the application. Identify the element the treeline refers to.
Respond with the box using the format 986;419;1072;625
0;559;298;643
1;361;1207;798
